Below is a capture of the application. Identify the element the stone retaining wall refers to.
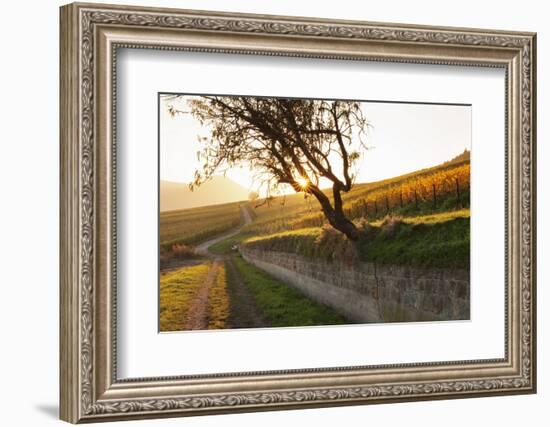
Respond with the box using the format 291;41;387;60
239;247;469;323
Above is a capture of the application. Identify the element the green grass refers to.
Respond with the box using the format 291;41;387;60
243;210;470;269
159;262;211;332
359;216;470;269
231;254;349;327
160;202;242;250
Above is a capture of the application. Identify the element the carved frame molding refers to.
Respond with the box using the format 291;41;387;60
60;2;536;423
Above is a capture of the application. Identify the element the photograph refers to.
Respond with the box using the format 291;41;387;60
158;94;471;332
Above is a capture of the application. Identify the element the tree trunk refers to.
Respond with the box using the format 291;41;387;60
327;213;360;241
306;182;361;241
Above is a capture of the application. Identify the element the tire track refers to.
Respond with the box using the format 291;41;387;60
225;257;271;329
182;205;256;330
184;260;221;330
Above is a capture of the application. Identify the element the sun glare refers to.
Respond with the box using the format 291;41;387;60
296;176;309;190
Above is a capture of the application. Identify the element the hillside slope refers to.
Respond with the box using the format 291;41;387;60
244;159;470;235
160;175;249;211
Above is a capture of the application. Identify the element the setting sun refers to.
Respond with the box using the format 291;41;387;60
295;176;309;190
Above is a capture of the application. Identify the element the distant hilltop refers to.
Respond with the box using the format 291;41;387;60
446;148;470;164
160;175;249;212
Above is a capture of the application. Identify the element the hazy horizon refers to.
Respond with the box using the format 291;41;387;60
160;175;250;212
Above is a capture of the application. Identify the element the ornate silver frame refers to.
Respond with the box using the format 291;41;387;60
60;2;537;423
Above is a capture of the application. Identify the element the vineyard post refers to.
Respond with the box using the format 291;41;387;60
374;199;378;215
432;183;436;209
400;190;403;208
414;189;418;209
455;178;461;208
385;195;389;213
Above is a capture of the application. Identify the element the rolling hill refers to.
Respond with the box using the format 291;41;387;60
160;175;249;211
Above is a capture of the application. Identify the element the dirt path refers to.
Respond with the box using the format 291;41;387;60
184;260;221;330
183;205;257;330
195;205;253;255
225;257;271;329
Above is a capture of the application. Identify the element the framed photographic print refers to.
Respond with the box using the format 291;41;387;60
59;2;537;423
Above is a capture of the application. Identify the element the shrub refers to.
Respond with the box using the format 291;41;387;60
355;218;377;239
171;243;196;259
379;214;405;239
314;225;359;265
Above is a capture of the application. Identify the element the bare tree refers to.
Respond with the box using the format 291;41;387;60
173;96;369;241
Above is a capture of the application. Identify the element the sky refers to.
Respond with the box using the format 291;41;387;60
159;95;471;196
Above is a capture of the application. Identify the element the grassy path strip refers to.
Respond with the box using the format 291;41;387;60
231;254;349;327
159;262;211;332
206;262;230;329
185;260;222;330
225;258;271;329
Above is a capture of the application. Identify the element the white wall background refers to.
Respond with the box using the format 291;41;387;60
0;0;545;426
